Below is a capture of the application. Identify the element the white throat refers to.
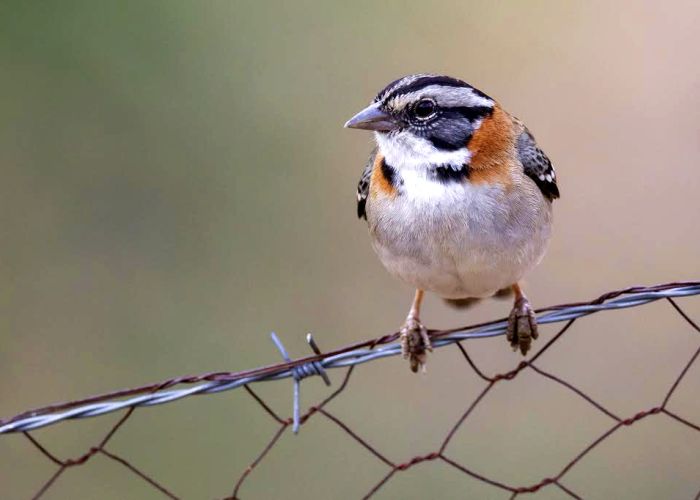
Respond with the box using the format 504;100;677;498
374;131;471;171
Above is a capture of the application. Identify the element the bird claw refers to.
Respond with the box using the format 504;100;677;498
507;297;539;355
400;317;432;373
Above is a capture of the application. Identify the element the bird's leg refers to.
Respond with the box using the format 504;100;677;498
506;283;539;355
400;289;432;372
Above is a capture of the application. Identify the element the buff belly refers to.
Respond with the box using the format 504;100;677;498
366;179;552;299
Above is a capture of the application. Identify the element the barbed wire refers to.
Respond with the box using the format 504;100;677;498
3;281;698;434
2;280;699;499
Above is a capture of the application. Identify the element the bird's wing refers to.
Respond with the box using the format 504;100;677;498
517;129;560;201
356;149;376;219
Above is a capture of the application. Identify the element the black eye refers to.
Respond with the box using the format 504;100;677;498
414;99;436;120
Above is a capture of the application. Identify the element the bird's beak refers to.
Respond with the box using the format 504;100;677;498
344;102;396;131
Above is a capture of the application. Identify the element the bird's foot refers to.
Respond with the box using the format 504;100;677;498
400;316;432;373
507;297;539;355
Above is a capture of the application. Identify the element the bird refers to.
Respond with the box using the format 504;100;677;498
344;74;559;372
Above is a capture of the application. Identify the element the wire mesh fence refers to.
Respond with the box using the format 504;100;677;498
2;281;699;499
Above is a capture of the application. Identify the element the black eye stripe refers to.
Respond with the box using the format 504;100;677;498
424;106;494;151
448;106;494;121
409;104;492;123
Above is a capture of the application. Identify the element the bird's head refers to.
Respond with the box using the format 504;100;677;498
345;74;496;170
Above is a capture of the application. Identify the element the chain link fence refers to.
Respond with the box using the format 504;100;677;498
2;281;699;499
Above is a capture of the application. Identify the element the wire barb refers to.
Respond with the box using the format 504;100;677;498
269;332;331;434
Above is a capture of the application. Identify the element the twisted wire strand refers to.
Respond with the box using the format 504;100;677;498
1;281;698;434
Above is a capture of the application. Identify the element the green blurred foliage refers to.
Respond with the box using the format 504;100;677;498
1;1;699;498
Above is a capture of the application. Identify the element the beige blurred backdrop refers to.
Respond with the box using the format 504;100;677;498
1;1;699;499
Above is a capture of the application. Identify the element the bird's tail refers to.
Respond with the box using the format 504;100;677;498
442;286;514;309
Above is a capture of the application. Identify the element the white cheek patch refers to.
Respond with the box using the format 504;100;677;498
375;131;471;170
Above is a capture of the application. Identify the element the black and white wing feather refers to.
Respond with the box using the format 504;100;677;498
356;149;375;219
517;129;559;201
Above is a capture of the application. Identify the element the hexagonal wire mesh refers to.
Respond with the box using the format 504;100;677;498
1;281;699;499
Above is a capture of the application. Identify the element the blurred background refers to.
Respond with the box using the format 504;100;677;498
1;1;699;498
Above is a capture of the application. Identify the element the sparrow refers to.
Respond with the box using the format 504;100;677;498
345;74;559;372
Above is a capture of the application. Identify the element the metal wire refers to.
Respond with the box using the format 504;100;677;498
3;280;700;500
2;281;699;435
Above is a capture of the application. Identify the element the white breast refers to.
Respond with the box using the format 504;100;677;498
366;167;552;299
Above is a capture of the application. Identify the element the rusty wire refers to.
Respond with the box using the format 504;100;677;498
1;280;699;499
